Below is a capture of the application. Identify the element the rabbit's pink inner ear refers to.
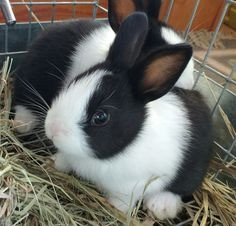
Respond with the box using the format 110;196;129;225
142;51;188;93
109;0;136;29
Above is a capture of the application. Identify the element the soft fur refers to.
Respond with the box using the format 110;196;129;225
44;13;212;219
12;3;212;221
13;20;113;132
107;0;195;89
13;0;194;133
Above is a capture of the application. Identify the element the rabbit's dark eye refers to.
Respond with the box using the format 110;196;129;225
91;110;110;126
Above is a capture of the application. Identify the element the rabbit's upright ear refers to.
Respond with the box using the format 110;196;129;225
108;0;137;32
131;44;193;101
107;12;148;70
108;0;162;32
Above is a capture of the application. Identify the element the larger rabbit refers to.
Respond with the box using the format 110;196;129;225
43;13;212;220
13;0;194;133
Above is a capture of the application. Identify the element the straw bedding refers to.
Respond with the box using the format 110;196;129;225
0;58;236;226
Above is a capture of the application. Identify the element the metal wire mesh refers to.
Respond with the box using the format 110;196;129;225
0;0;235;184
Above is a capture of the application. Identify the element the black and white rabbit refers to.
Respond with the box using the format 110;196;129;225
13;0;194;134
43;13;212;220
12;20;115;133
107;0;195;89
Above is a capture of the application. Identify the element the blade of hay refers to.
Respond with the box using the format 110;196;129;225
192;205;203;226
15;185;47;216
12;213;30;226
0;165;12;177
219;106;236;138
200;191;209;226
0;57;12;95
202;72;235;139
0;199;10;218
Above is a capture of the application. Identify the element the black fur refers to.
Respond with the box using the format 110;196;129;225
12;9;213;201
80;13;193;161
79;12;212;199
81;71;212;196
145;0;162;19
13;19;105;114
142;20;169;55
81;13;149;159
108;0;162;32
83;74;146;159
107;12;148;70
108;0;182;63
167;88;213;196
106;1;213;197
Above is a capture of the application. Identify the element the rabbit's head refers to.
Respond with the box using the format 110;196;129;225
45;12;192;159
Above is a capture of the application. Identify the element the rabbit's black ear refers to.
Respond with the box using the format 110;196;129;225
107;12;148;70
108;0;162;32
131;44;193;101
108;0;137;32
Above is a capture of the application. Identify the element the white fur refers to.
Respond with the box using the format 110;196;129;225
161;27;194;89
52;152;71;173
44;23;193;220
144;191;182;220
161;27;183;44
65;25;115;85
13;26;115;134
45;70;108;158
46;75;191;218
14;105;37;133
66;25;193;89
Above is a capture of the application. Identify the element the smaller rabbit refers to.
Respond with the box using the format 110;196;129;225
108;0;195;89
45;12;212;220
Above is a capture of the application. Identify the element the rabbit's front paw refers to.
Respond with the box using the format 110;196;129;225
14;105;37;133
144;191;182;220
52;152;71;173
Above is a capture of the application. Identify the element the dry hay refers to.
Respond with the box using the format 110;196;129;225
178;27;236;51
187;30;225;50
0;58;236;226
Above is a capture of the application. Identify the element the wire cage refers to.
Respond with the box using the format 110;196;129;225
0;0;236;225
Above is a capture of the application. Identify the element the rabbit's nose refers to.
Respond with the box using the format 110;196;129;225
48;121;68;140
